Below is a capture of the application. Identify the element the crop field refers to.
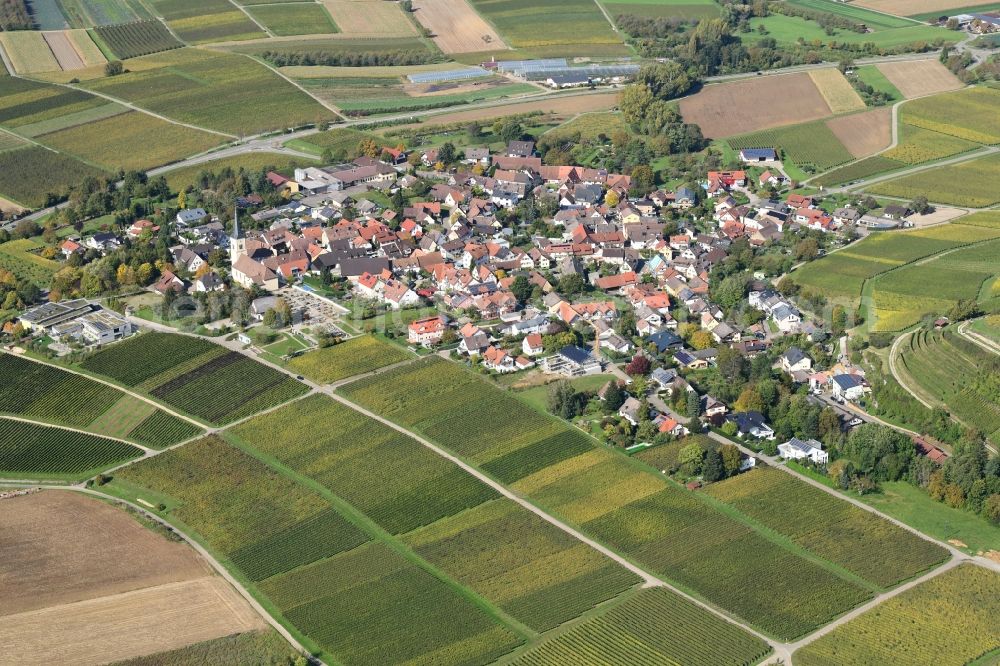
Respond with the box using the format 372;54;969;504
812;155;904;187
80;332;308;424
229;394;499;534
0;238;61;284
728;119;854;170
108;630;294;666
81;48;334;135
56;0;152;25
899;328;1000;442
38;110;224;171
340;356;595;479
808;68;866;114
94;20;183;59
882;123;979;164
748;14;951;49
246;3;338;36
0;145;107;207
0;76;106;127
854;0;1000;17
510;587;771;666
602;0;721;20
0;418;141;478
876;59;963;98
0;31;60;74
869;238;1000;331
867;152;1000;207
148;0;265;42
790;222;1000;298
467;0;625;53
0;353;201;447
287;125;382;156
825;107;892;158
260;541;524;663
788;0;915;26
899;85;1000;144
404;498;641;631
794;564;1000;666
342;358;876;640
42;31;85;70
854;64;903;101
410;0;508;53
285;335;410;383
705;467;947;587
680;73;834;139
322;0;417;37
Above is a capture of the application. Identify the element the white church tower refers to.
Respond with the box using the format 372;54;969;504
229;206;246;265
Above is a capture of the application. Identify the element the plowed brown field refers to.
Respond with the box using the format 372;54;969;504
411;0;507;53
826;107;892;158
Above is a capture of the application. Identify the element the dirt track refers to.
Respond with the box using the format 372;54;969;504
0;577;265;665
410;0;508;53
0;491;209;616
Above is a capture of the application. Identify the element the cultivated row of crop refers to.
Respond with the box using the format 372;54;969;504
706;467;947;587
729;120;854;170
285;335;411;384
0;417;141;477
794;564;1000;666
94;20;181;59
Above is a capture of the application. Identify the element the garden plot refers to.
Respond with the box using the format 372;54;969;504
410;0;507;53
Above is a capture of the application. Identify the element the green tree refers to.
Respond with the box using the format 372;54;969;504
686;390;700;419
558;273;585;296
679;443;704;475
702;447;723;482
510;275;532;303
604;380;625;412
104;60;123;77
720;444;741;477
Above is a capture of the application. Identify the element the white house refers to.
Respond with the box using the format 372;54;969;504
830;373;866;401
778;437;829;464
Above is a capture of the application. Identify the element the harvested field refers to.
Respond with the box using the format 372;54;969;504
826;107;892;158
411;0;507;53
876;59;963;98
322;0;418;36
43;31;85;70
808;68;865;114
410;90;619;125
679;73;832;138
0;577;265;666
853;0;998;16
0;491;209;616
247;3;338;36
65;29;107;66
0;31;60;74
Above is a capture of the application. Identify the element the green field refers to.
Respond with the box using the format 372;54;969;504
787;0;916;28
854;65;903;101
245;3;338;36
0;417;141;478
79;332;309;425
0;353;201;448
794;564;1000;666
468;0;627;54
81;48;334;135
111;435;524;663
511;587;771;666
286;126;383;156
789;222;1000;299
811;155;905;187
14;102;129;139
108;630;296;666
869;238;1000;331
900;86;1000;145
285;335;411;384
148;0;265;42
705;467;947;587
601;0;720;20
867;152;1000;207
38;111;224;171
94;19;182;58
898;328;1000;444
57;0;152;25
0;239;61;285
729;120;854;171
0;146;107;207
748;14;952;48
341;357;880;640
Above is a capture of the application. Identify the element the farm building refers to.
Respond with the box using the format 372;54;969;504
739;148;778;162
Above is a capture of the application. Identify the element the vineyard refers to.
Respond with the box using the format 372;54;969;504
342;358;876;640
80;332;308;424
794;564;1000;666
705;467;947;587
0;239;62;286
728;120;855;170
511;587;771;666
113;438;524;664
404;499;641;632
0;353;199;447
898;328;1000;443
867;153;1000;207
94;20;182;59
228;395;499;534
900;86;1000;145
285;335;411;384
812;155;904;187
0;418;141;478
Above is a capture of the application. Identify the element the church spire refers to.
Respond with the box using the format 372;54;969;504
232;205;243;239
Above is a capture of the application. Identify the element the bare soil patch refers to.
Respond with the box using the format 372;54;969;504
876;60;963;98
907;206;969;226
0;491;209;616
679;73;832;138
853;0;994;15
0;577;265;665
0;196;25;215
409;90;619;125
43;31;85;71
411;0;508;53
405;77;511;97
826;107;892;158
